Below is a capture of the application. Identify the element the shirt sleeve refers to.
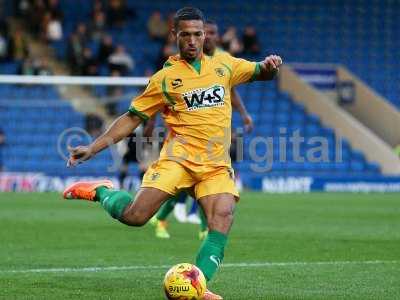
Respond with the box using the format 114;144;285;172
230;56;261;87
128;76;165;121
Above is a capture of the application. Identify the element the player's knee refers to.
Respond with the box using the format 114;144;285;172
208;208;234;231
122;209;148;227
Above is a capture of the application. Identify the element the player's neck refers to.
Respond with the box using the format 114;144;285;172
180;53;203;64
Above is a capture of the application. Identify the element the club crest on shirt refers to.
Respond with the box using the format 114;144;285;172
151;172;160;181
215;67;225;77
182;85;225;111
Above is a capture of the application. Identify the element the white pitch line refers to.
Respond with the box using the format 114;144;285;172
1;260;399;275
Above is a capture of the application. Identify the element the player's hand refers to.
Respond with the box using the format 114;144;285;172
263;55;283;72
242;113;254;133
67;145;93;167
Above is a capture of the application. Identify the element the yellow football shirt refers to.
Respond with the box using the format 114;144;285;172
129;53;261;172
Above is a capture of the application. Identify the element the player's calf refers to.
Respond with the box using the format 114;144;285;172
119;187;171;226
195;193;235;282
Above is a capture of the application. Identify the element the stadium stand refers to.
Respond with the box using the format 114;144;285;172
41;0;399;106
1;0;391;186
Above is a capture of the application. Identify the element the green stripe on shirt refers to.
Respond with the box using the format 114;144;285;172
250;62;262;82
162;77;176;105
128;106;149;121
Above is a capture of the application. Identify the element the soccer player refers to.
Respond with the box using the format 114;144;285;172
63;7;282;300
151;19;255;241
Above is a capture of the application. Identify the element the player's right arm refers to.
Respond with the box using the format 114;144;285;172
68;113;142;166
68;74;165;166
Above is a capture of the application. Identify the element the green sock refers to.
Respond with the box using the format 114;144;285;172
199;207;208;231
95;186;133;220
156;196;178;221
195;230;227;281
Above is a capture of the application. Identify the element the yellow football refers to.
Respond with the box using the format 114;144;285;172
163;263;207;300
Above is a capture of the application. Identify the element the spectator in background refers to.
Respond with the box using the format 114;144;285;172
221;26;243;56
106;0;135;28
35;57;53;75
90;11;106;41
82;48;98;76
0;33;8;61
18;57;35;75
147;11;168;41
98;35;114;63
67;23;87;74
8;28;29;61
44;12;63;42
46;0;63;21
92;0;104;17
85;114;103;138
67;33;83;74
156;34;177;70
0;19;8;61
0;128;5;172
106;69;123;116
242;26;260;55
29;0;47;36
166;12;175;33
75;23;88;43
108;45;134;75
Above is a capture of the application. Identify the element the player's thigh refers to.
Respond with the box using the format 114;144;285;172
122;187;171;226
142;159;194;195
194;168;239;201
198;193;236;234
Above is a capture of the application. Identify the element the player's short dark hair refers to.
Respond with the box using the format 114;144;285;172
174;7;204;30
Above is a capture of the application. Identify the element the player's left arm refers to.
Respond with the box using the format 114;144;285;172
255;55;283;81
231;88;253;132
229;54;282;86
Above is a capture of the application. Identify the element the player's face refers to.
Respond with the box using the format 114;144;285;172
175;20;205;62
204;23;219;55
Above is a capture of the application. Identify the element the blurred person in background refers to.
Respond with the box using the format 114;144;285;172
43;12;63;42
90;11;107;41
98;34;114;63
242;25;260;55
0;18;9;61
18;57;35;75
67;23;88;74
35;57;53;75
8;28;29;61
147;11;169;42
85;114;103;138
81;47;99;76
108;45;134;75
0;31;8;62
46;0;63;21
106;0;135;28
106;69;123;116
221;26;243;56
155;34;177;70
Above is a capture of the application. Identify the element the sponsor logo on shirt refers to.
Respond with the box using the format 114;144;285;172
171;78;183;89
182;85;225;111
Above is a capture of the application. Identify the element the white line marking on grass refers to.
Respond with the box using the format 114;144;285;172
1;260;399;274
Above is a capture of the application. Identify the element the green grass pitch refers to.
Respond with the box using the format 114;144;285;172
1;192;400;299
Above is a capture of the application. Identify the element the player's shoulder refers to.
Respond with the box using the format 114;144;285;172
214;48;232;59
212;49;236;65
